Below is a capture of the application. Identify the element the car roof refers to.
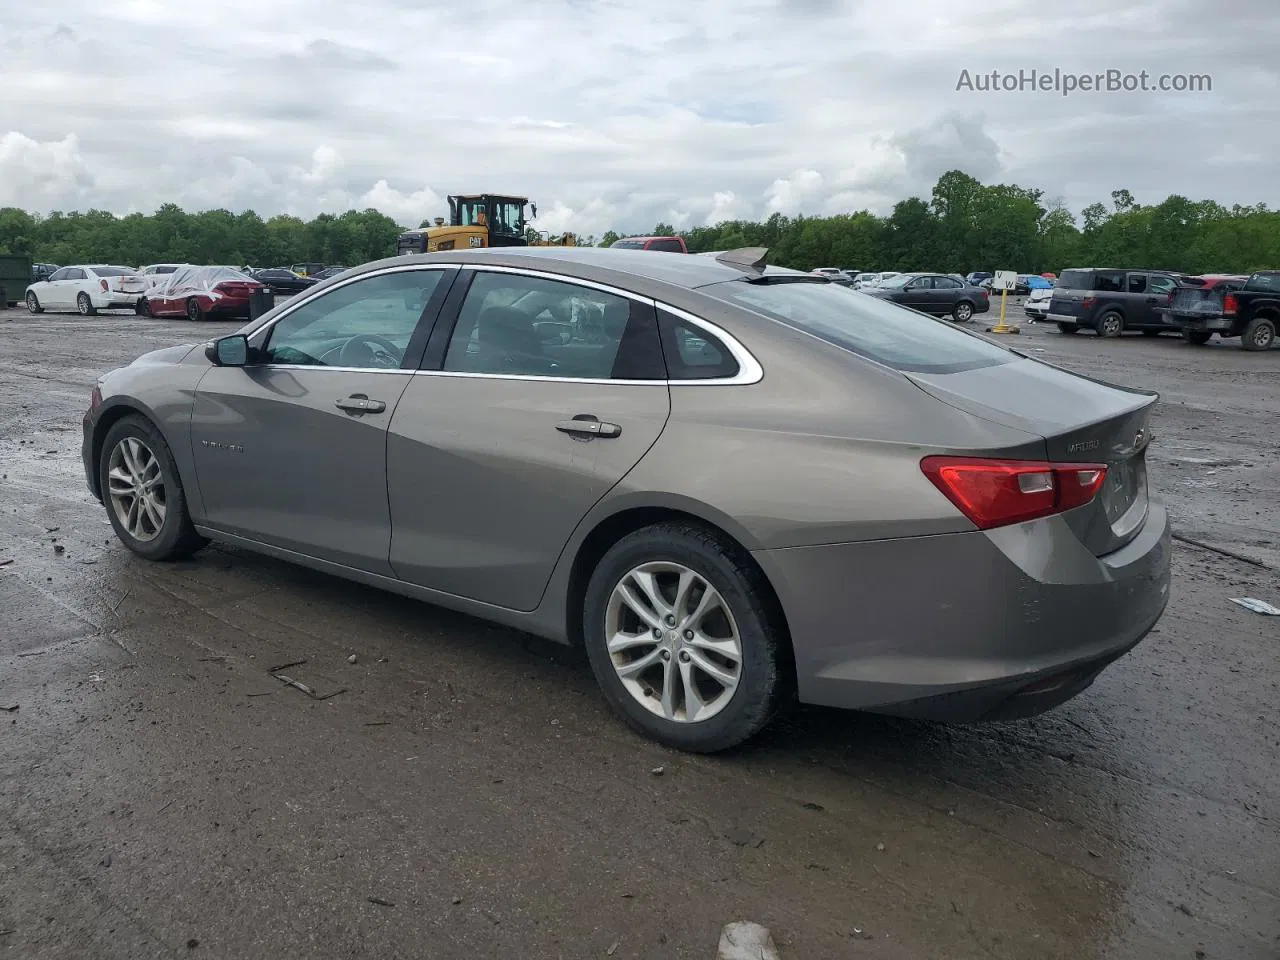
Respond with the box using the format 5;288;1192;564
363;245;810;291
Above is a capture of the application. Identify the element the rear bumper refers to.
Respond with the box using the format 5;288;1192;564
92;293;144;309
1046;312;1082;325
755;499;1172;721
1166;313;1236;334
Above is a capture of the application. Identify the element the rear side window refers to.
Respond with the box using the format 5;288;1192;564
701;278;1013;374
1093;271;1124;291
1127;274;1147;293
657;309;739;380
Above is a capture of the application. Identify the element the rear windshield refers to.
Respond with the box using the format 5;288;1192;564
701;278;1013;374
93;266;135;277
1244;272;1280;292
1057;269;1125;291
155;265;178;274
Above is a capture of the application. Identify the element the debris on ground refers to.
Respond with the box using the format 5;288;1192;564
346;654;358;664
717;921;781;959
875;842;886;851
367;897;395;907
53;544;65;555
0;558;13;567
0;705;17;713
651;765;664;776
606;941;619;955
451;896;462;904
1228;597;1280;615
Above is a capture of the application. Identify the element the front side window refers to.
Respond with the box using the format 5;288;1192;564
1127;274;1148;293
262;270;444;369
490;201;524;236
48;268;70;282
1244;272;1280;292
702;277;1014;375
442;272;663;380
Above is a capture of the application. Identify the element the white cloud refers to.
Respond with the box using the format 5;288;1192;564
0;0;1275;234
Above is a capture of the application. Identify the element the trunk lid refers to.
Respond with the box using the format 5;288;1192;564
113;275;147;294
907;357;1156;556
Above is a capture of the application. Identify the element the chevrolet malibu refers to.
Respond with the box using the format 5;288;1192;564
82;246;1171;752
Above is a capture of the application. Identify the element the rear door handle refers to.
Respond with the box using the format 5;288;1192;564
335;395;385;414
556;419;621;438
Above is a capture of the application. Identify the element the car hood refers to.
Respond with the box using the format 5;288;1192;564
128;343;202;367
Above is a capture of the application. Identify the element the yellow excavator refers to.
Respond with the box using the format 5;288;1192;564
395;194;576;255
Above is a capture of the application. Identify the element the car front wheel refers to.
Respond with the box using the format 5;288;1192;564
26;292;42;313
582;522;786;753
186;298;203;321
99;415;207;561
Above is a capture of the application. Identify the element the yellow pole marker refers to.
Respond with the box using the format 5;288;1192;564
987;270;1020;334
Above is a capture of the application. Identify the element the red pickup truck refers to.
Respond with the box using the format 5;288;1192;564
609;235;689;253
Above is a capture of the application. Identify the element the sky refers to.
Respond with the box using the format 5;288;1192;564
0;0;1275;235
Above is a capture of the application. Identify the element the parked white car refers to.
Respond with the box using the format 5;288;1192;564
25;265;148;315
1023;286;1054;321
855;272;884;289
137;263;188;289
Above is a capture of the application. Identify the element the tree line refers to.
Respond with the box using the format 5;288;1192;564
2;170;1278;275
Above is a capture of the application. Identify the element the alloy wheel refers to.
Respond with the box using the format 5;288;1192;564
1252;323;1274;349
954;302;973;322
106;437;167;542
604;561;743;723
77;294;92;315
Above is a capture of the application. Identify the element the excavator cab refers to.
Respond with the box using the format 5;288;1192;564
395;193;574;255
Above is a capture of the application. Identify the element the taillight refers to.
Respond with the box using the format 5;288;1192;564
100;279;109;292
1082;296;1096;308
920;457;1108;529
1223;293;1238;316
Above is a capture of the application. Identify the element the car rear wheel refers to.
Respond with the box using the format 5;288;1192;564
136;298;151;317
952;301;974;323
1057;322;1078;334
582;522;786;753
186;298;203;321
77;293;96;316
26;292;42;314
99;415;207;562
1182;330;1212;345
1242;316;1276;351
1097;311;1123;337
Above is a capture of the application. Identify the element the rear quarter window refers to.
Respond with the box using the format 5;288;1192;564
701;279;1014;374
1055;270;1092;290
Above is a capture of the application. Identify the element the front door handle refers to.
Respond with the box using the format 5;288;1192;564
335;395;385;414
556;418;621;439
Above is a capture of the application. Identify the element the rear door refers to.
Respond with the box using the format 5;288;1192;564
932;275;963;313
1146;274;1178;327
1125;272;1158;326
386;267;672;611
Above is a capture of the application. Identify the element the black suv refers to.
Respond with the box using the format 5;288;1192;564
1046;268;1182;337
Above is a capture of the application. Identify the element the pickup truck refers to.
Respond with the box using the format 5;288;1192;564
1160;270;1279;350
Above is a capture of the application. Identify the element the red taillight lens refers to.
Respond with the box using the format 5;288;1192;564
1223;293;1238;316
1082;296;1096;308
921;457;1108;529
99;279;109;292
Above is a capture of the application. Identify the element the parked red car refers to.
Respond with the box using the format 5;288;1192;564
139;266;265;321
609;235;689;253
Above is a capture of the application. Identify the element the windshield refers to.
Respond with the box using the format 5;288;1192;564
877;274;913;289
1244;272;1280;292
490;200;524;236
701;278;1014;374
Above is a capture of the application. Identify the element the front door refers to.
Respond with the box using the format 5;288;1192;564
189;266;454;574
387;268;672;611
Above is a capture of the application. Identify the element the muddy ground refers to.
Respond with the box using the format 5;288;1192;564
0;302;1277;959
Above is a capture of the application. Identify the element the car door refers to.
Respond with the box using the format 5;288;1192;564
38;267;69;308
386;267;672;611
189;264;456;574
1146;274;1177;327
1125;272;1155;326
897;276;931;310
932;275;963;313
55;267;85;308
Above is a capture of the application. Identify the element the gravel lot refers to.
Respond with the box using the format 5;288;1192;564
1;301;1277;959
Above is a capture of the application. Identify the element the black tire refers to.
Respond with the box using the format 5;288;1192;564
98;415;207;562
136;298;151;317
1096;311;1123;337
186;298;203;321
1057;322;1078;334
582;522;787;753
26;292;42;314
952;300;974;323
77;292;96;316
1242;316;1276;351
1182;329;1212;345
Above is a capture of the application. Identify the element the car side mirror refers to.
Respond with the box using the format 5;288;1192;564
207;334;249;366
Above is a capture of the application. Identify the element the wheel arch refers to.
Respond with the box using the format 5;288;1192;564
89;399;166;500
559;500;796;686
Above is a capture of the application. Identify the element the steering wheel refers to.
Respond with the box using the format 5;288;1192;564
338;334;403;369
